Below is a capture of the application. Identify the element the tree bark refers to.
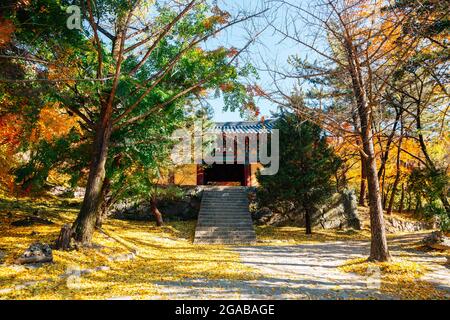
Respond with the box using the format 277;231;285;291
305;208;312;235
95;178;111;228
382;183;391;210
55;224;73;250
377;108;401;180
359;154;367;206
344;40;390;262
364;139;391;261
351;110;367;207
150;198;164;227
387;134;403;215
72;105;113;244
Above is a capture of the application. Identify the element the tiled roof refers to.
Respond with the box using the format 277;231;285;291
209;119;277;134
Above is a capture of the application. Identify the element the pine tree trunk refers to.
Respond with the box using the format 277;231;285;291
72;109;112;245
364;149;391;261
359;154;367;206
344;39;390;262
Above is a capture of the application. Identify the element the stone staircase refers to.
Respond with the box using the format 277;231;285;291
194;187;256;244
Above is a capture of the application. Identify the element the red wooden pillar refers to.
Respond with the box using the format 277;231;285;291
244;165;251;186
196;165;204;185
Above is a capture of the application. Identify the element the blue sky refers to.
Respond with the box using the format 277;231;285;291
207;0;302;122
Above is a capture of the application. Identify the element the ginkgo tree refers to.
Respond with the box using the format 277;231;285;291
2;0;265;245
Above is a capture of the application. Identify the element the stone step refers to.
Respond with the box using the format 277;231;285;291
195;228;255;234
198;223;253;230
201;204;248;207
198;211;250;216
197;218;251;222
200;206;249;209
194;237;256;244
198;223;253;227
194;187;255;245
199;214;251;216
194;240;256;245
203;198;248;202
198;218;251;222
199;210;250;213
198;216;252;220
204;190;248;194
197;217;253;226
201;200;248;204
199;207;248;211
196;222;253;227
203;195;248;198
194;234;256;241
204;195;248;198
195;234;256;239
196;225;253;229
195;233;255;237
203;192;248;198
198;217;251;221
195;226;254;231
199;215;252;218
194;238;256;244
201;206;248;210
199;208;249;212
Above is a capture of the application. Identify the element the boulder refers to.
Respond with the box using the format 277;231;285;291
14;242;53;265
316;190;361;230
267;212;291;226
385;217;434;234
252;189;361;230
422;231;450;251
252;207;272;222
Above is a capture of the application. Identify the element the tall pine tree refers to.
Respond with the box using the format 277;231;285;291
257;113;341;234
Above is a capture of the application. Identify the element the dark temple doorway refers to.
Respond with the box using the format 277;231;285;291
203;164;247;186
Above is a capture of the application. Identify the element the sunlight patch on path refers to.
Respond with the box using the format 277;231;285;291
234;242;393;300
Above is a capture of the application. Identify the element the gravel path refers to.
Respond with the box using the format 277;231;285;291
151;234;449;300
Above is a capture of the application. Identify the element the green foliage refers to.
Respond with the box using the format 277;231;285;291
407;167;449;230
423;203;449;232
6;0;257;200
407;167;448;202
14;128;87;191
256;111;342;215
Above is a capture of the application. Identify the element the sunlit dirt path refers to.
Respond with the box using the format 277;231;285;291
149;234;449;299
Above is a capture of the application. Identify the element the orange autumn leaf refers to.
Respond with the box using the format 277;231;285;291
0;18;15;47
30;103;81;142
